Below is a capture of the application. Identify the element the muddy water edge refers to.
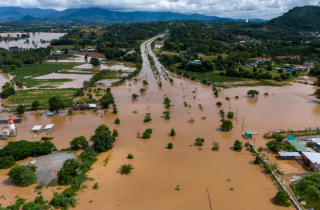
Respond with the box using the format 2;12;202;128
1;38;319;209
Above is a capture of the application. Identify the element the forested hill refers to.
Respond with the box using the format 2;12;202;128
268;6;320;31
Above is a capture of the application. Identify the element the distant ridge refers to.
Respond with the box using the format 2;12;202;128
268;6;320;30
0;7;266;23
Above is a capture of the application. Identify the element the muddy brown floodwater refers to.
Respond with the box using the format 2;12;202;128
1;37;319;209
0;33;65;49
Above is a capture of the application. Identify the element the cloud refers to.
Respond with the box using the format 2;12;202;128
0;0;320;19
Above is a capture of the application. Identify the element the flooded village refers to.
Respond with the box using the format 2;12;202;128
0;22;320;210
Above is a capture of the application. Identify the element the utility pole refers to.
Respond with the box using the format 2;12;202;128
242;118;244;131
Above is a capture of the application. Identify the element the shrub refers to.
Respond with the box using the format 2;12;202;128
264;92;269;96
57;159;80;185
7;165;37;187
170;128;176;137
0;156;15;169
258;147;263;152
167;143;173;149
235;95;239;99
119;164;134;174
70;136;88;150
143;128;152;139
140;88;146;93
306;142;313;147
142;80;149;86
227;112;234;119
132;94;139;99
49;192;76;209
195;137;205;146
113;107;118;114
220;118;233;131
31;100;40;110
143;113;152;122
212;142;219;151
115;118;120;124
273;190;291;207
163;111;170;120
16;104;25;114
127;154;134;159
234;140;242;151
225;97;230;100
188;118;195;123
93;182;99;190
113;129;118;137
254;154;262;164
34;195;45;205
216;101;222;106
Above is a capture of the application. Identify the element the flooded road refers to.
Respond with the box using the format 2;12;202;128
0;33;65;49
1;36;319;209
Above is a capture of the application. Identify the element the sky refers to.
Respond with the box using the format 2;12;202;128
0;0;320;19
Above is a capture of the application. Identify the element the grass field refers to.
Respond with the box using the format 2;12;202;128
239;65;296;81
9;62;83;80
51;45;75;51
6;89;78;110
24;79;74;88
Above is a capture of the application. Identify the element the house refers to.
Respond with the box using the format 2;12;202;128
88;49;94;52
55;50;62;54
44;124;54;132
295;67;307;71
126;51;135;55
96;81;105;85
196;53;205;57
71;104;90;110
191;60;201;64
303;63;314;67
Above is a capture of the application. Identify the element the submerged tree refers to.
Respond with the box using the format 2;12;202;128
220;119;233;131
119;164;134;174
90;57;100;67
247;90;259;97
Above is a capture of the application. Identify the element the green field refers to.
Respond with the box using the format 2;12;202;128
6;89;78;110
9;62;84;79
24;79;74;88
239;65;296;81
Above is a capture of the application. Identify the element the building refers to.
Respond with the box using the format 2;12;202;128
71;104;97;111
303;63;314;67
301;152;320;171
295;67;307;71
44;124;54;132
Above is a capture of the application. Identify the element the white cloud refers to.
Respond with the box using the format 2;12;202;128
0;0;319;19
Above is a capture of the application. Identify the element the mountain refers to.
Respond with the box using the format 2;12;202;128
268;6;320;30
0;7;265;23
0;7;57;21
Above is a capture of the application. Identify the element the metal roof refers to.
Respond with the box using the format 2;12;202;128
302;152;320;164
287;136;296;140
44;124;54;129
32;125;42;131
278;152;301;157
246;130;252;134
288;140;307;151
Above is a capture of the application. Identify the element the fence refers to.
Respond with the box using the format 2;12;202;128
248;142;302;210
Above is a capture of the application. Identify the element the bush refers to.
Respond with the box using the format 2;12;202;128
234;140;242;151
212;142;219;151
170;128;176;137
34;195;45;205
119;164;134;174
115;118;120;124
57;159;80;185
31;100;40;110
195;137;204;146
167;143;173;149
143;113;152;122
143;129;152;139
49;192;76;209
140;88;146;93
254;154;262;164
216;101;222;106
235;95;239;99
221;119;233;131
70;136;88;150
273;190;291;207
7;165;37;187
227;112;234;119
0;156;15;169
16;104;25;114
41;136;54;140
113;129;118;137
127;154;134;159
307;142;313;147
113;107;118;114
93;182;99;190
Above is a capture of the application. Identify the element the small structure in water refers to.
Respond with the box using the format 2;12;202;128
32;125;42;133
44;124;54;132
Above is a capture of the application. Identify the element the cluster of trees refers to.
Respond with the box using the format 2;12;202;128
0;140;56;169
265;133;295;152
0;82;15;98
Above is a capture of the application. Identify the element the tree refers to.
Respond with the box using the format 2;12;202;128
234;140;242;151
115;118;120;124
212;142;219;151
273;190;291;207
167;143;173;149
254;154;262;164
113;107;118;114
127;154;134;159
170;128;176;137
76;89;84;96
100;93;115;108
227;112;234;119
113;129;118;137
140;88;146;93
90;57;100;67
58;159;80;185
91;125;116;153
314;89;320;99
0;83;15;98
48;96;64;113
0;156;15;169
119;164;134;174
16;104;25;114
70;136;88;150
62;48;69;54
132;94;139;99
220;119;233;131
7;165;37;187
142;80;149;86
31;100;40;110
247;90;259;97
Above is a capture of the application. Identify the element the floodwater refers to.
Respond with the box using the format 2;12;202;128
2;37;319;209
0;33;66;49
33;73;93;88
0;72;13;91
73;63;136;72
